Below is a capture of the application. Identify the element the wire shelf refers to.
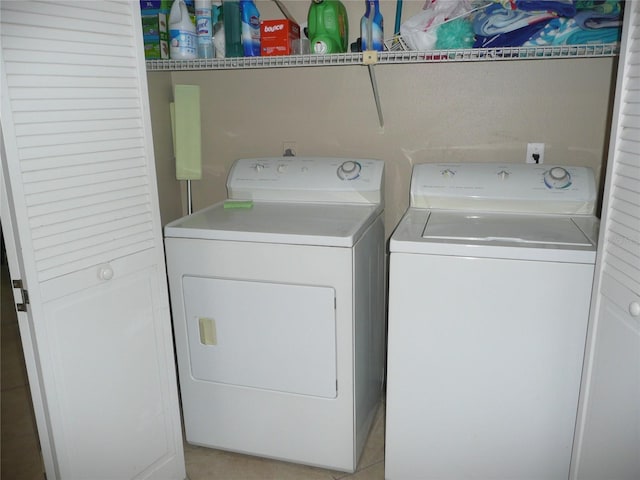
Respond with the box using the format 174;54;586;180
146;43;619;71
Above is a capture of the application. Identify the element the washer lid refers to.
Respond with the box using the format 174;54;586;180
423;211;593;247
390;208;598;263
164;201;381;247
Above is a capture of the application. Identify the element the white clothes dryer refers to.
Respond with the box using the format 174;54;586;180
164;157;386;472
385;163;599;480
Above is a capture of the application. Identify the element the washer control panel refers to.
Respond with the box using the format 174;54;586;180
227;157;384;205
411;163;596;215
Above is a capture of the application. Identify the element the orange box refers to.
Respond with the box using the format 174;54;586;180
261;19;300;56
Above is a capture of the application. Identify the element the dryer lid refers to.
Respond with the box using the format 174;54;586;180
422;211;593;247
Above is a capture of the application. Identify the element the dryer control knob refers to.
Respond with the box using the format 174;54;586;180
497;170;510;181
544;167;572;189
254;163;264;172
442;169;456;178
337;161;361;180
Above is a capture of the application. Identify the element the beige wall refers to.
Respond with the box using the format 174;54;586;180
147;0;617;236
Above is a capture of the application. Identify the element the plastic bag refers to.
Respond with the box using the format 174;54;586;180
400;0;476;50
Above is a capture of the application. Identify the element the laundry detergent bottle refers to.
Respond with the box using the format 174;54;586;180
169;0;198;59
307;0;348;54
360;0;383;51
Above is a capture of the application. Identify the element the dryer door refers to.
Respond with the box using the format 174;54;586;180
182;276;337;398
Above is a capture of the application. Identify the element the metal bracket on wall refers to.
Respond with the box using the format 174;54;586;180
363;51;384;127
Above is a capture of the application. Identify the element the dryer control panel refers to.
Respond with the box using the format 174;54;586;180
410;163;596;215
227;157;385;205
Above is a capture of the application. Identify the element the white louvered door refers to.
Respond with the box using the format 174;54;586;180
0;1;185;479
571;2;640;479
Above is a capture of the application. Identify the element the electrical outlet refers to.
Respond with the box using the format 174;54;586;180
526;143;545;164
282;141;296;157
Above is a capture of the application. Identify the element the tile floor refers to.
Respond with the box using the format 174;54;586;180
1;259;386;480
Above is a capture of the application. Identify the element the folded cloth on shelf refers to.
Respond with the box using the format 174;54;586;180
523;15;621;45
472;3;555;47
473;3;556;36
474;20;552;47
573;9;622;29
576;0;621;14
493;0;577;17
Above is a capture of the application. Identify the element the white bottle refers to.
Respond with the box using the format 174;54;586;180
169;0;197;59
195;0;214;58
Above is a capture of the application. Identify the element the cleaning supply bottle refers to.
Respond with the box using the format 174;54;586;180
195;0;214;58
213;9;226;57
360;0;383;51
307;0;348;54
169;0;198;59
222;0;243;57
240;0;260;56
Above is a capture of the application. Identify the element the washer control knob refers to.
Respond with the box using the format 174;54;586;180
337;161;361;180
544;167;572;189
277;164;287;173
254;163;264;172
442;168;456;178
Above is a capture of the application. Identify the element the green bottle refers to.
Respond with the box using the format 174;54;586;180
307;0;348;54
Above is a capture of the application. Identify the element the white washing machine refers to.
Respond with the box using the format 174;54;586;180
385;163;599;480
164;157;386;472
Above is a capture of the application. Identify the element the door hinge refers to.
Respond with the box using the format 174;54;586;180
12;279;29;312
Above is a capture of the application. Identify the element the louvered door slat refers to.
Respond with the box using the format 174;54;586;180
11;97;142;112
16;36;133;57
20;138;144;162
18;119;143;138
0;9;132;36
10;87;141;101
7;74;136;89
18;131;144;154
28;187;148;218
32;203;151;239
26;176;148;205
21;149;145;172
13;109;141;125
0;23;128;46
34;219;153;263
17;128;143;150
23;157;145;182
5;63;137;77
22;166;148;195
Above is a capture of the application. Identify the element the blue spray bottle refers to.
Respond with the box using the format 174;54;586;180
360;0;383;51
240;0;261;56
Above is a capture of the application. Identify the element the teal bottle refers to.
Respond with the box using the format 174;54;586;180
307;0;348;54
222;0;243;57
